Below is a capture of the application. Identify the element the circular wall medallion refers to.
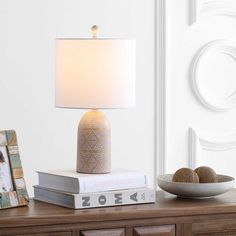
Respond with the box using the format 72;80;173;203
191;40;236;112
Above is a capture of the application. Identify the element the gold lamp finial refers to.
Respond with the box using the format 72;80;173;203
91;25;99;38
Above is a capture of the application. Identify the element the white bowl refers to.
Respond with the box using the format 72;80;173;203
157;174;235;198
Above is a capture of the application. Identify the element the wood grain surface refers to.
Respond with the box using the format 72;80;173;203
1;190;236;235
1;190;236;227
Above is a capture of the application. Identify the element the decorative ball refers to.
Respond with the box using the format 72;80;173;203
194;166;217;183
172;168;199;183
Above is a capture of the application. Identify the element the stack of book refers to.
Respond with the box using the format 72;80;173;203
34;169;155;209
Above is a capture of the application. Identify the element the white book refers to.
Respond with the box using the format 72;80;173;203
37;169;148;194
34;186;155;209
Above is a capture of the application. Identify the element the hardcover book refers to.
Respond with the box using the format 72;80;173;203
37;169;148;194
34;186;155;209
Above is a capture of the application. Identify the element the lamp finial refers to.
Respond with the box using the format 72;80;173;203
91;25;99;38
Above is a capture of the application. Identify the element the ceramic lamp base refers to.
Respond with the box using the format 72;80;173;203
77;110;111;174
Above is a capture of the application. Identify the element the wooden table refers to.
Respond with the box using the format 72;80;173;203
1;190;236;235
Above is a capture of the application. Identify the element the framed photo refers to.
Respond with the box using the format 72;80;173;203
0;130;29;209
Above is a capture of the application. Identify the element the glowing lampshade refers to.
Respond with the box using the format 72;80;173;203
55;39;136;109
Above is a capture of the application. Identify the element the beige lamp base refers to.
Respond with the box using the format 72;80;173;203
77;110;111;174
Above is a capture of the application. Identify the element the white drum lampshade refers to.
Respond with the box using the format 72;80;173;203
56;39;136;109
55;27;136;174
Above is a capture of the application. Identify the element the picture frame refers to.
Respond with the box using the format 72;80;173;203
0;130;29;209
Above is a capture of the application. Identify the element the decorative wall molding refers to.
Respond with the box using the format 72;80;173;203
190;0;236;25
155;0;166;175
190;39;236;112
188;128;236;168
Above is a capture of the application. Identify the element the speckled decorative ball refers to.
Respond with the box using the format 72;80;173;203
172;168;199;183
194;166;217;183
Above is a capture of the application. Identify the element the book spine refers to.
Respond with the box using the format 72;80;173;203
75;188;155;209
34;187;156;209
79;173;147;193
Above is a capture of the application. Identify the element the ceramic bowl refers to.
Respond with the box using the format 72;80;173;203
157;174;235;198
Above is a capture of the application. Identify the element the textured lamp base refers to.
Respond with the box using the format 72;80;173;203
77;110;111;174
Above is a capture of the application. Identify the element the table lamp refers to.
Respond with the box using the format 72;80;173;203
55;26;136;174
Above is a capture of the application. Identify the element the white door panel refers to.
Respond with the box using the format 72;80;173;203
158;0;236;178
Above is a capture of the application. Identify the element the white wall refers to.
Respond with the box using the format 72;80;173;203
0;0;155;196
